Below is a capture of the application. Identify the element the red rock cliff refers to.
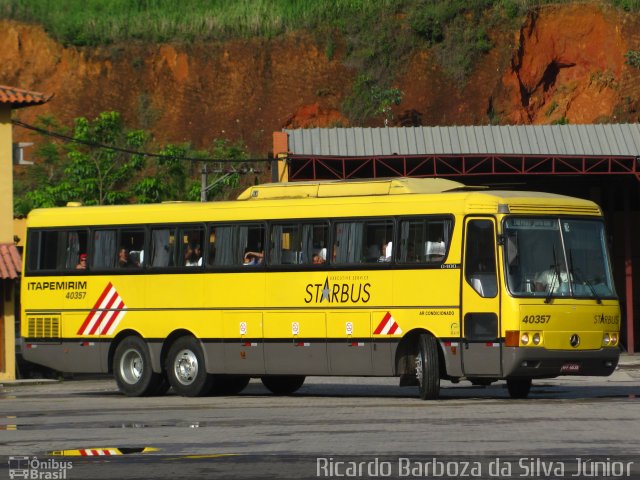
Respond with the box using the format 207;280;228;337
2;3;639;154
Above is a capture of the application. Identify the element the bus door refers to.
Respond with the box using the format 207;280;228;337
461;218;502;377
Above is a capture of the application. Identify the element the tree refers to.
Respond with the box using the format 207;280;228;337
64;111;149;205
133;143;207;203
22;111;149;208
14;115;68;215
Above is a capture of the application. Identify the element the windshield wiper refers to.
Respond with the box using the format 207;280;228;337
568;249;602;304
544;246;560;304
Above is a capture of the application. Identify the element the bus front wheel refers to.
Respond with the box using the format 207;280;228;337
113;336;164;397
416;334;440;400
506;378;532;399
166;336;213;397
261;375;305;395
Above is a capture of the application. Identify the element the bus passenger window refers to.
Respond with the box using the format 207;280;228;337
268;222;329;266
334;220;393;265
118;229;145;268
270;224;300;265
150;228;175;268
27;229;89;271
180;227;204;267
398;217;452;264
239;224;265;266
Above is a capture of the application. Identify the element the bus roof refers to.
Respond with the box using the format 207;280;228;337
26;178;602;227
236;177;472;200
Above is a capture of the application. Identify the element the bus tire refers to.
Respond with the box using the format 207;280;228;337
113;336;163;397
166;336;213;397
507;378;532;399
261;375;305;395
416;333;440;400
212;375;250;395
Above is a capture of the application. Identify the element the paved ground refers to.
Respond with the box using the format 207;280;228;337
1;356;639;479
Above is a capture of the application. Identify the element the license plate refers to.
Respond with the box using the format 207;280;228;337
560;363;580;373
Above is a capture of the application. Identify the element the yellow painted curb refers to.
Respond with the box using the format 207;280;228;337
50;447;158;456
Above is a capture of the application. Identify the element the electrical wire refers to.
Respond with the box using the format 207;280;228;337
12;119;273;164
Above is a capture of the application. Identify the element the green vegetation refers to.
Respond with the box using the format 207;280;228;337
625;50;640;68
0;0;399;46
14;111;249;214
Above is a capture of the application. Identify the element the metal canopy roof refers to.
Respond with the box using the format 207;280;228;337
285;124;640;158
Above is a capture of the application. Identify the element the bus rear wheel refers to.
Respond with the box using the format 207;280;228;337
416;333;440;400
506;378;532;399
113;336;164;397
212;375;250;395
166;336;213;397
261;375;305;395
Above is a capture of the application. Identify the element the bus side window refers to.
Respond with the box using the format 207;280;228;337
334;220;393;265
92;230;117;269
270;223;300;265
150;228;175;268
240;224;265;266
27;229;88;271
180;226;204;267
398;217;452;264
118;228;146;268
208;225;235;267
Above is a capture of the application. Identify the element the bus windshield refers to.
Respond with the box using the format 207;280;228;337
504;217;616;299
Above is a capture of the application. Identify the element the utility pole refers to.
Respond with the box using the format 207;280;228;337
200;163;208;202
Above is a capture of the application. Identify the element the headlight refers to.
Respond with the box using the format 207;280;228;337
611;333;618;345
603;333;611;346
532;333;541;345
521;333;529;345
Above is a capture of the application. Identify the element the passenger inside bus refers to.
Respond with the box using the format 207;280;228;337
312;253;325;264
185;243;202;266
243;250;264;265
378;241;392;262
76;253;87;269
118;248;137;268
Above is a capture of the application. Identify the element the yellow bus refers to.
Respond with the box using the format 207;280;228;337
20;178;621;399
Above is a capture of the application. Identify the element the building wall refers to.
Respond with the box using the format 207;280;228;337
0;104;16;380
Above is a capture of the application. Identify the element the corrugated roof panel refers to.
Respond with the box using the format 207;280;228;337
284;124;640;157
625;124;640;154
612;124;631;155
505;126;519;154
475;126;487;152
562;125;579;155
450;126;462;154
621;124;640;154
575;125;592;155
414;126;427;153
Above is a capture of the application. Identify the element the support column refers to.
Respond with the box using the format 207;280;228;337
0;106;16;380
624;189;635;353
273;131;289;182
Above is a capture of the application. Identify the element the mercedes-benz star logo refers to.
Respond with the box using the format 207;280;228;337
570;334;580;348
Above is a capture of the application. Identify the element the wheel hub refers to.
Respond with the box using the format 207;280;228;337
174;349;198;385
120;348;143;385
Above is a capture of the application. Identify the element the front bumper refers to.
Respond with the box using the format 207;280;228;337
503;346;620;378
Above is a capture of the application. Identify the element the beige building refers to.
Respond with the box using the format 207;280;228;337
0;85;50;381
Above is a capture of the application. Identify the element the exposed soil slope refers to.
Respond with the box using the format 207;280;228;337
2;3;640;154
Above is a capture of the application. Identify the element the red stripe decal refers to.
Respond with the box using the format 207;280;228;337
99;299;125;335
77;282;113;334
88;291;118;335
388;322;399;335
373;312;392;335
